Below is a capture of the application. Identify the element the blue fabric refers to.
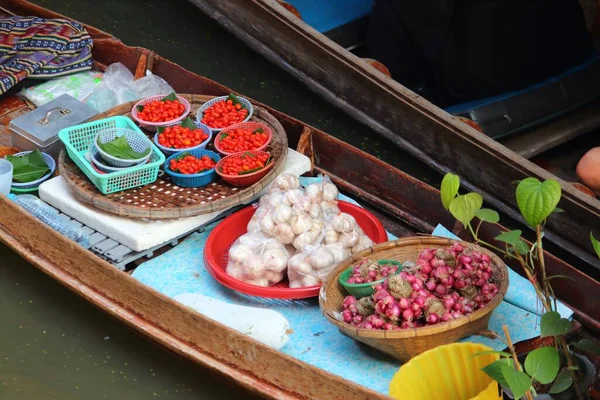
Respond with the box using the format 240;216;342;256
286;0;373;33
132;180;573;395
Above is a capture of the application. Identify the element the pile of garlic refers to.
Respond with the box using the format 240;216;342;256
228;173;376;288
226;232;293;287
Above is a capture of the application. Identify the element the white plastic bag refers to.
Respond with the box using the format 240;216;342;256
288;241;350;288
226;232;293;286
20;71;103;106
85;63;174;113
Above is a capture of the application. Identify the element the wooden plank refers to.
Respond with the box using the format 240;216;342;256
189;0;600;271
502;98;600;159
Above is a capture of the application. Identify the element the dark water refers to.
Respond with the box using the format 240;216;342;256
0;1;438;399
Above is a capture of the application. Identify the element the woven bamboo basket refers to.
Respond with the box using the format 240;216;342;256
319;236;509;362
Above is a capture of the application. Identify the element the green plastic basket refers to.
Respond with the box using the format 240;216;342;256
339;260;403;298
58;116;165;195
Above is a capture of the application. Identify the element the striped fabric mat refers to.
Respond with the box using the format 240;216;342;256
0;16;93;94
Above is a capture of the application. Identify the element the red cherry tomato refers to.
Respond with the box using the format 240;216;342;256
200;99;249;129
169;154;216;175
217;127;268;153
137;99;186;123
158;125;209;149
220;152;270;175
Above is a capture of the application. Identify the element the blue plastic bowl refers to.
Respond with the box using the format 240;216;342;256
164;149;221;188
153;121;213;156
10;151;56;189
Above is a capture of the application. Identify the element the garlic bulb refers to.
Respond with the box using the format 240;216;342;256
260;213;276;236
289;280;303;289
328;244;349;264
283;189;304;206
229;244;254;263
309;247;334;270
244;255;266;279
248;278;270;287
271;174;300;192
273;204;293;224
264;270;284;284
247;216;261;233
324;229;339;244
293;230;319;250
322;183;339;202
352;235;374;254
340;230;360;248
262;248;290;272
308;203;322;219
226;262;244;280
305;183;323;203
332;213;356;233
265;191;286;208
290;259;313;277
290;213;312;235
301;275;321;287
320;201;340;220
274;223;295;244
292;196;312;214
310;219;324;234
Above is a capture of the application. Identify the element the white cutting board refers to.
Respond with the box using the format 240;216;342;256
39;148;311;251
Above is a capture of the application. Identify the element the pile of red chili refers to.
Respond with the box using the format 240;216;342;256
219;152;271;175
137;99;186;123
201;99;249;129
158;125;209;149
218;127;269;153
169;154;216;175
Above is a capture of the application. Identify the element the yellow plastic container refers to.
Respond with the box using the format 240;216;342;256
389;342;502;400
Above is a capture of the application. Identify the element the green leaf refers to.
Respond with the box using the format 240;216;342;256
475;208;500;223
549;369;573;394
97;135;151;160
482;358;514;388
252;127;264;134
503;367;533;400
449;193;483;228
524;347;559;384
161;92;178;101
472;350;512;358
6;150;50;183
552;207;565;214
180;117;198;130
440;173;460;210
495;230;523;246
540;311;571;337
514;239;530;255
591;232;600;260
136;104;144;112
220;132;228;140
572;339;600;356
516;178;562;228
227;93;246;108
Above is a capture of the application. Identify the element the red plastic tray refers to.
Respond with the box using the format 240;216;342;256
204;201;388;299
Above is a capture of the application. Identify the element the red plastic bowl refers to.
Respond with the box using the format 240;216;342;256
215;151;274;188
213;121;272;156
204;201;388;299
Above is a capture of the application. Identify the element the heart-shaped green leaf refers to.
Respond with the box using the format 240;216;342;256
524;347;559;384
161;92;178;101
572;339;600;356
482;358;514;388
495;230;523;246
516;178;561;228
6;150;50;183
503;367;533;400
449;193;483;228
591;232;600;260
540;311;571;337
549;369;573;394
514;238;530;255
440;173;460;211
475;208;500;223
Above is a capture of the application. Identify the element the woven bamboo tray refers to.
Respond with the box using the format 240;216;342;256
59;94;288;219
319;237;509;362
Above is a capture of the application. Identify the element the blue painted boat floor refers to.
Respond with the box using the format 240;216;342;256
287;0;373;33
131;179;573;395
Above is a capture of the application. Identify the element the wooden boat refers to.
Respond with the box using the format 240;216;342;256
189;0;600;273
0;2;600;399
